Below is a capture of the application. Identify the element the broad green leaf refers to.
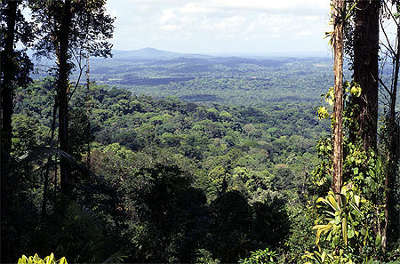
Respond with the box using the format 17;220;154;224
348;228;355;239
327;195;339;211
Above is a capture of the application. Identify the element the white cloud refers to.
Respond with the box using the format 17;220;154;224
209;0;328;10
296;30;313;37
160;9;176;24
214;16;246;32
160;24;180;32
179;3;217;14
106;0;331;53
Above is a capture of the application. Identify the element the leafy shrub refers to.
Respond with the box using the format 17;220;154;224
238;248;277;264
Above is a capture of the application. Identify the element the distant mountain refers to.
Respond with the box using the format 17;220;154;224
111;48;212;60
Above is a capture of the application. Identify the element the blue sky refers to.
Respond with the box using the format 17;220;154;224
106;0;332;56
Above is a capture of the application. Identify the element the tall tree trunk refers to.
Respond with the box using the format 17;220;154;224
332;0;345;200
0;0;18;262
57;0;73;195
353;0;380;151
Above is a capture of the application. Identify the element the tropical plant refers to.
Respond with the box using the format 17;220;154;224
18;253;67;264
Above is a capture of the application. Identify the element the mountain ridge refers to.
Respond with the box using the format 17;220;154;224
111;47;213;60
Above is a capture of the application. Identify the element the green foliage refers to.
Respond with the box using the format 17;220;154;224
9;80;327;263
11;114;49;157
238;248;278;264
18;253;67;264
83;56;337;106
283;202;315;262
302;248;356;264
195;249;221;264
310;186;377;261
302;186;385;263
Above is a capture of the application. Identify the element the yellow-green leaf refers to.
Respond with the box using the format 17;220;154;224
342;217;348;245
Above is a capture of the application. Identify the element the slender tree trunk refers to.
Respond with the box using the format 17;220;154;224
383;6;400;250
353;0;380;151
86;56;91;169
0;1;17;261
57;0;73;195
332;0;345;200
41;97;58;219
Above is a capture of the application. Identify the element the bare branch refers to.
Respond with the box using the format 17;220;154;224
382;0;400;28
68;46;87;102
379;77;393;95
68;63;86;102
381;19;396;54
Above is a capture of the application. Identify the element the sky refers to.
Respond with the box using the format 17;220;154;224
106;0;332;56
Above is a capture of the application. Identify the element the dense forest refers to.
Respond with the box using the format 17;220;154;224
79;55;335;106
1;0;400;264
